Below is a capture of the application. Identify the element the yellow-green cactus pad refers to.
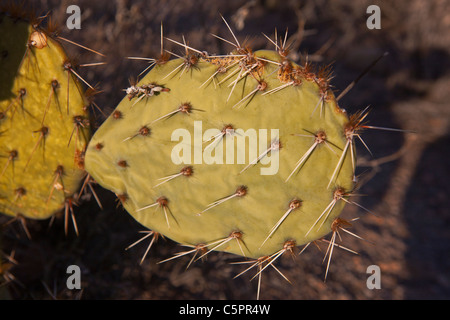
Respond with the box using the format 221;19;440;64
0;12;90;220
85;46;355;259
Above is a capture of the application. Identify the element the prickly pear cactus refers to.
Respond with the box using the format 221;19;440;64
85;36;357;260
0;10;90;220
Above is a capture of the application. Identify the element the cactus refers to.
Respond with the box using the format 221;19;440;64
0;5;410;300
0;8;91;227
84;25;360;267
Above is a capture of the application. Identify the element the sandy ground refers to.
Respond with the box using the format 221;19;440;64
1;0;449;300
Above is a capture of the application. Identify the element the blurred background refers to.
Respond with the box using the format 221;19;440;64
1;0;449;299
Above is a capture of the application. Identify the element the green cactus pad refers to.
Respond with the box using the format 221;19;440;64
85;47;355;259
0;12;90;220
